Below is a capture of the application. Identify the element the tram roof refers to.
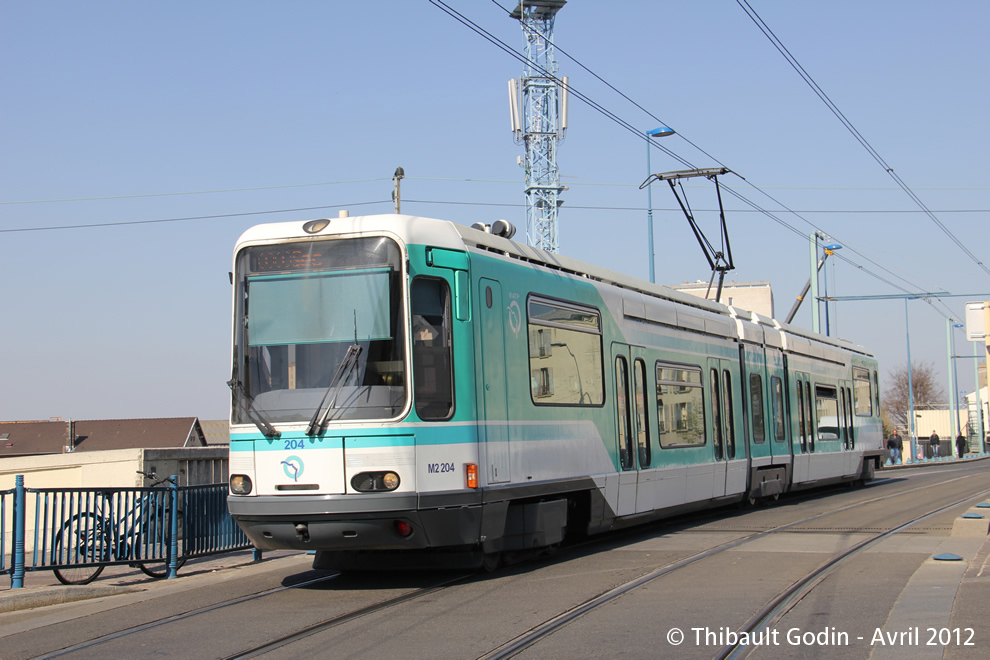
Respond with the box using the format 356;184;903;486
233;214;874;360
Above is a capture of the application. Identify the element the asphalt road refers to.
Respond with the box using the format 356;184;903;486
1;459;988;660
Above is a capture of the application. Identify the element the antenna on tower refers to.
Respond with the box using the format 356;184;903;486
508;0;567;254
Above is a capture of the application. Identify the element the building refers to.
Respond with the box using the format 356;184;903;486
0;418;224;488
0;417;207;458
669;280;774;318
199;419;231;446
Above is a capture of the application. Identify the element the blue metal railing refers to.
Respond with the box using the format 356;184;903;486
1;485;11;577
182;485;249;556
5;475;254;588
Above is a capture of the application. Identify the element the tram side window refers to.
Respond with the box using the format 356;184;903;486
749;374;766;443
804;382;815;451
656;364;705;448
634;359;651;468
772;376;786;442
815;385;840;441
710;369;724;460
722;370;736;459
844;387;855;449
797;381;808;452
853;367;872;416
616;356;634;470
527;298;604;406
411;277;454;420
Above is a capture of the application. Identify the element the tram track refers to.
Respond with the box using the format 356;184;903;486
28;570;475;660
178;481;927;659
20;467;987;660
475;471;989;660
713;490;990;660
218;572;475;660
28;572;344;660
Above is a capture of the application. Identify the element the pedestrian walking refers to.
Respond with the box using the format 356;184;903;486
930;431;940;458
956;433;966;459
886;430;903;465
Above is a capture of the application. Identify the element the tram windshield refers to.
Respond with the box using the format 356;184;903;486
231;236;406;425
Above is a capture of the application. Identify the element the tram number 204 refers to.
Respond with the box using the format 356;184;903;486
427;462;455;474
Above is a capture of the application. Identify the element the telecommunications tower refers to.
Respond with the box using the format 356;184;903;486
508;1;568;253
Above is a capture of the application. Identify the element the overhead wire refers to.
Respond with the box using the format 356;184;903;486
433;0;940;303
0;178;392;206
5;3;975;321
490;0;982;320
6;193;985;234
5;175;989;206
736;0;989;281
0;201;390;233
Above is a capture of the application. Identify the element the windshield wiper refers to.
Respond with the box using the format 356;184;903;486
305;343;363;436
227;378;281;438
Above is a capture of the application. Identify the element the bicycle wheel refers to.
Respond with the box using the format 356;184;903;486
138;556;187;579
53;514;110;585
137;510;186;579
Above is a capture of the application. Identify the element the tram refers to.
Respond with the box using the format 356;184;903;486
227;213;884;569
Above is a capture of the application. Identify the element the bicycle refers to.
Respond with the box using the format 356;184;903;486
52;471;186;585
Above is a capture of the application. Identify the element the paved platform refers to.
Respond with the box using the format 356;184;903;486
882;451;990;470
0;549;310;615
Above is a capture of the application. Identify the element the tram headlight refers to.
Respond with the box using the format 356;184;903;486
351;471;401;492
230;474;253;495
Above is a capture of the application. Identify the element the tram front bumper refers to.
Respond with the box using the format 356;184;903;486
228;494;485;551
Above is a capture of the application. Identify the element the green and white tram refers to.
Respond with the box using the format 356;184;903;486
227;213;884;568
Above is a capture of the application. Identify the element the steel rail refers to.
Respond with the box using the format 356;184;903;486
476;470;986;660
26;466;985;660
31;572;342;660
714;488;990;660
220;572;474;660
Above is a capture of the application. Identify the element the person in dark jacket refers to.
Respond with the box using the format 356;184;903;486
930;431;940;458
886;430;903;465
956;433;967;459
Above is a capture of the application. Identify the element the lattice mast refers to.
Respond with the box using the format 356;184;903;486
508;1;568;253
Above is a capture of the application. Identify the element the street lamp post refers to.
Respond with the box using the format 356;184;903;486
809;234;841;334
645;126;675;284
906;299;917;463
810;233;821;333
973;342;986;454
822;243;842;336
948;321;964;445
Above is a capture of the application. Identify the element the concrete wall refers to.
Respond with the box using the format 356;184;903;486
0;447;230;490
0;448;147;490
914;409;970;442
670;281;774;318
1;447;230;562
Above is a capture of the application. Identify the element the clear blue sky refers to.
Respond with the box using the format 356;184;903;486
2;1;987;422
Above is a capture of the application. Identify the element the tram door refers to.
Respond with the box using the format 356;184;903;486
791;372;814;483
706;357;735;498
765;347;792;463
479;279;510;483
612;344;651;515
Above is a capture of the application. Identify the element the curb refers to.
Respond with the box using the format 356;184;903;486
0;550;310;616
0;584;141;614
880;453;990;471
